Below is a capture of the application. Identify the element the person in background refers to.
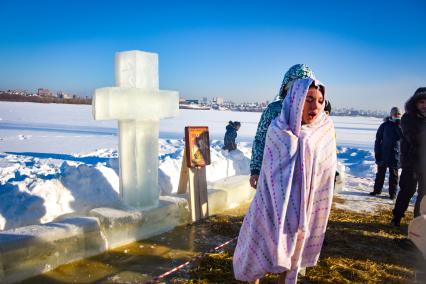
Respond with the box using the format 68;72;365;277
392;88;426;226
249;64;315;189
323;100;341;190
369;107;402;200
324;100;331;115
233;78;336;284
223;121;241;151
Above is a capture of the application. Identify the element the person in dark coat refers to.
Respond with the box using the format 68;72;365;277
223;121;241;151
369;107;402;199
391;87;426;226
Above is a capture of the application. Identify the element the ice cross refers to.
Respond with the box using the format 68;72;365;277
92;50;179;208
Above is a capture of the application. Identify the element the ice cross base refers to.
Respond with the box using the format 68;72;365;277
92;50;179;208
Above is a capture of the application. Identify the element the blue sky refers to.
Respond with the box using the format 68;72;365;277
0;0;425;111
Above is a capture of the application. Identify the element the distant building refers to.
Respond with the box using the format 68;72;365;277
213;97;224;105
186;99;200;104
57;91;72;99
37;88;53;97
202;97;208;104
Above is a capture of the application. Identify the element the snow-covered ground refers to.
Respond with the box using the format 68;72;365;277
0;101;410;231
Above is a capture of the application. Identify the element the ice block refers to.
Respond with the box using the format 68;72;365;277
92;50;179;208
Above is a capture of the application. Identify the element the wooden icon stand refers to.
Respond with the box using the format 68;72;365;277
178;127;210;222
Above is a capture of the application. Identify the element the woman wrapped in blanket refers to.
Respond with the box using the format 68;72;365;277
249;64;315;189
233;78;337;284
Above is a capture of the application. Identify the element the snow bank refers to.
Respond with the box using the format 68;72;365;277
0;159;125;230
0;138;387;230
0;139;252;230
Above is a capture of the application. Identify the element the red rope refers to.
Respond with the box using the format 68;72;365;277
145;237;238;283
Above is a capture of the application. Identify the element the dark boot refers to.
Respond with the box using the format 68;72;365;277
390;217;401;227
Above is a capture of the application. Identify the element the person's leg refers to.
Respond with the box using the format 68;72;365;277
249;280;260;284
388;167;399;199
414;172;425;218
393;169;418;224
371;165;386;195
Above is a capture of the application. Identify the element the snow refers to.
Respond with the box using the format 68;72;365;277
0;101;412;231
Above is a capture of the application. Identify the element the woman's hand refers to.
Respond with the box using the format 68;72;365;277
250;175;259;189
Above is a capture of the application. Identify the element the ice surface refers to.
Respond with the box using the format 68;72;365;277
93;88;178;120
115;50;158;91
0;101;382;153
117;120;161;209
208;175;255;209
0;100;406;229
0;216;106;284
92;51;179;209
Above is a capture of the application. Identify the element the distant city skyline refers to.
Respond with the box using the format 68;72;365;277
1;88;390;118
0;0;425;112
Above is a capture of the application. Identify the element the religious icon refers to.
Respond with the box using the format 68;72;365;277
185;126;211;168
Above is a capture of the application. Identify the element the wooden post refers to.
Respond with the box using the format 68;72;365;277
178;127;211;222
177;149;189;194
189;167;208;220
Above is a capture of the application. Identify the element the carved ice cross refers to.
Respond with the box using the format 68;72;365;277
92;50;179;208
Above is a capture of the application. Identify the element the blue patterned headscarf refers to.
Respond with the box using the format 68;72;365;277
278;64;315;99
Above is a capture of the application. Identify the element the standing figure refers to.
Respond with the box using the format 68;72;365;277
249;64;316;189
324;100;331;115
392;88;426;226
233;78;337;284
223;121;241;151
369;107;402;199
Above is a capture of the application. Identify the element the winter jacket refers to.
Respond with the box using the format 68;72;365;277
400;113;426;171
250;100;283;175
223;123;238;151
374;117;402;168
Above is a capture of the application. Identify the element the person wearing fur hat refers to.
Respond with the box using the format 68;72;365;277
223;121;241;151
369;107;402;199
392;87;426;226
249;64;316;189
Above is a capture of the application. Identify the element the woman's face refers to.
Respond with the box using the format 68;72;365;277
302;87;324;124
416;99;426;116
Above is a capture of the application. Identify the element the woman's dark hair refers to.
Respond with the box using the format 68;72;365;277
405;87;426;114
309;82;325;96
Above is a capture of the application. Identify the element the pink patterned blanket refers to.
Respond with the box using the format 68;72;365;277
233;78;337;283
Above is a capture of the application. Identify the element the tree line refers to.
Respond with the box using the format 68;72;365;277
0;93;91;105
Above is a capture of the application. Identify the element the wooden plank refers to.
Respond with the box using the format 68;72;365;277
189;167;200;222
187;167;209;222
198;167;209;218
177;149;189;194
